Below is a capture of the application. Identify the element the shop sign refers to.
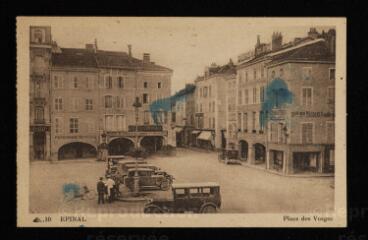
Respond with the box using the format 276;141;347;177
31;126;50;132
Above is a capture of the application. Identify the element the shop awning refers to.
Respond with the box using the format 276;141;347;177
174;127;184;133
197;131;212;141
191;130;201;134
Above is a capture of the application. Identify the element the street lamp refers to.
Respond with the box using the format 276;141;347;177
132;97;142;196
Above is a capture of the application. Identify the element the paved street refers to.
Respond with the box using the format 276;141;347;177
30;148;334;213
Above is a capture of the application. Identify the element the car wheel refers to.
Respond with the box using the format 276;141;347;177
160;180;170;191
200;205;217;213
144;206;163;213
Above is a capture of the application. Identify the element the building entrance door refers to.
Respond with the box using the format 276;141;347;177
33;132;45;160
239;140;248;160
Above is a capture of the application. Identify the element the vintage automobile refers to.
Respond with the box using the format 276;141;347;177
143;182;221;213
218;149;241;165
124;168;174;191
106;160;147;183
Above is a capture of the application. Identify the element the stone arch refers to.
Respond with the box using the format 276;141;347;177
108;137;135;155
58;142;97;160
239;140;248;160
253;143;266;163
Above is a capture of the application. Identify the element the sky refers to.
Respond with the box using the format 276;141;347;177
36;17;334;94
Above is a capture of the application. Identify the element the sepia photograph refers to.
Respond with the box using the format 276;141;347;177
16;17;346;227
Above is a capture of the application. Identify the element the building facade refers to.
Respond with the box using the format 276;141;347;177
193;60;236;150
30;26;173;161
172;84;196;147
29;26;52;161
235;28;336;175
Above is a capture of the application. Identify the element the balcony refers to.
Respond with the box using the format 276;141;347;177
33;97;46;105
128;125;163;132
33;119;45;124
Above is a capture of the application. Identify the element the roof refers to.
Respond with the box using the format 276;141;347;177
51;48;172;72
267;39;335;65
52;48;97;68
172;182;220;188
127;167;155;172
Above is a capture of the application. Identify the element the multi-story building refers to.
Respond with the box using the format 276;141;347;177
236;28;336;175
193;60;236;150
172;84;196;147
30;26;173;161
225;74;238;149
29;26;52;161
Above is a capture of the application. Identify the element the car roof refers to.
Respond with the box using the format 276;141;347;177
172;182;220;188
125;164;157;167
127;167;154;172
108;155;127;159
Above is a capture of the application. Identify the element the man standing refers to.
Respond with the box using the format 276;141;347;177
97;177;105;204
105;176;115;203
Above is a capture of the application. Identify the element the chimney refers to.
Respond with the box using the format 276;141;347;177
271;32;283;51
128;44;132;57
308;27;319;39
94;38;98;51
143;53;150;63
256;35;260;46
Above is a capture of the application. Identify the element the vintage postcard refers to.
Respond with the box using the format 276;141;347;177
17;17;346;227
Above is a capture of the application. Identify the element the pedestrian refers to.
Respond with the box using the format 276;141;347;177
105;175;115;203
97;177;105;204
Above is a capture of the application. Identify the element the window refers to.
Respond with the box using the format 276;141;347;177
260;111;264;130
200;104;202;112
143;93;149;104
261;68;264;78
86;77;94;89
54;97;63;111
244;89;249;104
203;87;208;97
260;86;265;103
212;101;215;112
33;29;45;43
301;123;313;144
69;118;79;133
212;117;215;129
253;87;257;104
35;107;44;121
243;113;248;130
53;75;64;89
158;82;162;88
302;87;313;107
271;70;275;79
209;118;211;129
105;95;113;108
118;76;124;88
105;115;114;131
252;112;256;130
104;75;112;89
144;82;148;88
209;85;212;97
238;90;243;105
326;122;335;143
55;117;63;134
270;123;279;142
327;87;335;104
245;72;248;82
116;115;126;131
144;111;151;124
238;113;242;131
115;96;121;108
200;88;203;97
329;68;335;81
302;67;312;80
73;77;78;88
85;99;93;110
120;96;125;108
279;68;284;77
209;102;211;112
253;69;257;80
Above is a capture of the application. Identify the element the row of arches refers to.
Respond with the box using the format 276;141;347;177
58;136;164;160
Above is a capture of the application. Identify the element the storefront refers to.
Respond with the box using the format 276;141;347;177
197;131;214;150
292;152;320;173
269;150;284;171
174;127;184;147
190;130;201;147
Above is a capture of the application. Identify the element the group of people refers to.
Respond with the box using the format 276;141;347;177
96;176;117;204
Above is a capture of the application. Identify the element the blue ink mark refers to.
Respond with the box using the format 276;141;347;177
149;84;195;124
62;183;81;198
260;78;293;128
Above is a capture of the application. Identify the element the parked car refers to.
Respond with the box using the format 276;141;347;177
144;182;221;213
106;160;147;183
218;149;241;164
124;168;173;191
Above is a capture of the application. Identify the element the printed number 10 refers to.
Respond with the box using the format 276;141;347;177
44;216;51;222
